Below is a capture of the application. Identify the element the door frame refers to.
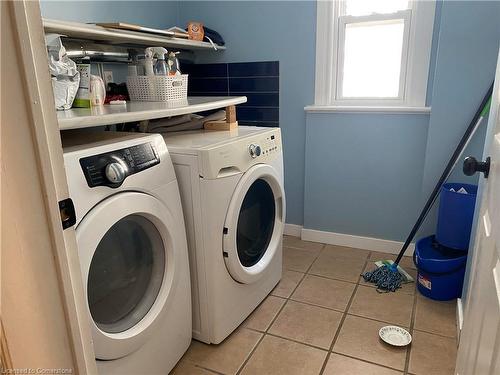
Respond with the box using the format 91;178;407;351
5;1;97;373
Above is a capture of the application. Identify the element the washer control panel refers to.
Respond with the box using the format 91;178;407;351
248;144;262;158
79;142;159;188
249;134;279;159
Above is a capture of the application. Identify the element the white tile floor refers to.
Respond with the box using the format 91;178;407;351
171;236;458;375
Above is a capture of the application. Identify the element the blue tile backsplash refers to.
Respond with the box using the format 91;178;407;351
229;77;279;93
185;63;227;78
189;78;229;93
228;61;280;77
239;93;279;107
183;61;279;127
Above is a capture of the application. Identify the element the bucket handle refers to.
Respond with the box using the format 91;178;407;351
413;251;466;276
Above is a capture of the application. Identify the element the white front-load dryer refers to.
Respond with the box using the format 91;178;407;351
62;131;191;374
162;126;285;344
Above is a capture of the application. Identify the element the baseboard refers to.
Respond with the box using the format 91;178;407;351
300;228;415;255
283;223;303;237
456;298;463;346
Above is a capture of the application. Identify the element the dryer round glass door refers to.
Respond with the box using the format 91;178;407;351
223;164;285;284
76;192;180;360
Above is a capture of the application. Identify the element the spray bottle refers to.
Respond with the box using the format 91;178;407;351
144;47;155;76
167;51;181;76
144;47;169;76
152;47;169;76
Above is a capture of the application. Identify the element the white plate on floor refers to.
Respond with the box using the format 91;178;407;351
379;326;412;346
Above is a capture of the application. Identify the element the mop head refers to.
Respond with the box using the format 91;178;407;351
362;260;414;293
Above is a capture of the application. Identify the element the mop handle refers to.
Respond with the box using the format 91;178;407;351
394;83;494;265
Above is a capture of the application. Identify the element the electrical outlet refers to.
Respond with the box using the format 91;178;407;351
103;71;114;89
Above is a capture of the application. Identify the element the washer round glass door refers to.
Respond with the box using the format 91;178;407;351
76;192;178;360
223;164;285;284
88;214;164;334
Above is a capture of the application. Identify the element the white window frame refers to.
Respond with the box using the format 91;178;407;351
337;11;411;104
313;0;435;110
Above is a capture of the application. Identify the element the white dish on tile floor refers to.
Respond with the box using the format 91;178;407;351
379;326;412;346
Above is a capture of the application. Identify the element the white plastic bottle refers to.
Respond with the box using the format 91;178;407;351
144;47;154;76
167;51;181;75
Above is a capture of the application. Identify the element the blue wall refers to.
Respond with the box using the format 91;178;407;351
177;1;316;226
40;0;178;28
40;0;180;83
304;113;429;241
42;0;500;242
303;1;499;241
423;0;500;193
418;0;499;237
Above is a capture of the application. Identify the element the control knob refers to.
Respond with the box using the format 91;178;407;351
105;162;127;184
249;144;262;158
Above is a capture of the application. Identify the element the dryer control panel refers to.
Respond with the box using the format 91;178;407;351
79;142;159;188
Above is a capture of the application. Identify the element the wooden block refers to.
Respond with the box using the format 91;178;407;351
204;120;238;131
226;105;237;123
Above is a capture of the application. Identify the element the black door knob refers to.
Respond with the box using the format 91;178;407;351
463;156;490;178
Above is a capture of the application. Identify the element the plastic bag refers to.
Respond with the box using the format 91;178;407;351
46;34;80;110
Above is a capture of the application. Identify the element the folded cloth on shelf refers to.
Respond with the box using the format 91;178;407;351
146;110;226;132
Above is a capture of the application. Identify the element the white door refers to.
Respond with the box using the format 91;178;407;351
455;52;500;375
76;192;179;360
223;164;285;284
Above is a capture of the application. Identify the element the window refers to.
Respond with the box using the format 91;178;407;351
313;0;435;109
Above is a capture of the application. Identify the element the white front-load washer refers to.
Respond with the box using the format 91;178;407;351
162;126;285;344
62;131;191;374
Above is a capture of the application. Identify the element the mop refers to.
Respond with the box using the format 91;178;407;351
363;83;493;292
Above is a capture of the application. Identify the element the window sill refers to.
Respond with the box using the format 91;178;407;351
304;105;431;114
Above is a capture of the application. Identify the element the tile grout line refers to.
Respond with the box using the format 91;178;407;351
285;294;414;328
263;331;330;352
283;265;415;296
194;363;225;375
174;358;225;375
226;63;229;96
403;282;419;375
234;333;266;375
235;243;326;374
244;324;409;371
341;312;411;329
235;294;290;375
238;242;421;374
329;350;408;373
273;244;421;374
412;327;457;339
185;240;424;375
317;253;371;375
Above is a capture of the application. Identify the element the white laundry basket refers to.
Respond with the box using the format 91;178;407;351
127;74;188;102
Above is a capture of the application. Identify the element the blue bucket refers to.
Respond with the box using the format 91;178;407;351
415;236;467;301
436;183;477;251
